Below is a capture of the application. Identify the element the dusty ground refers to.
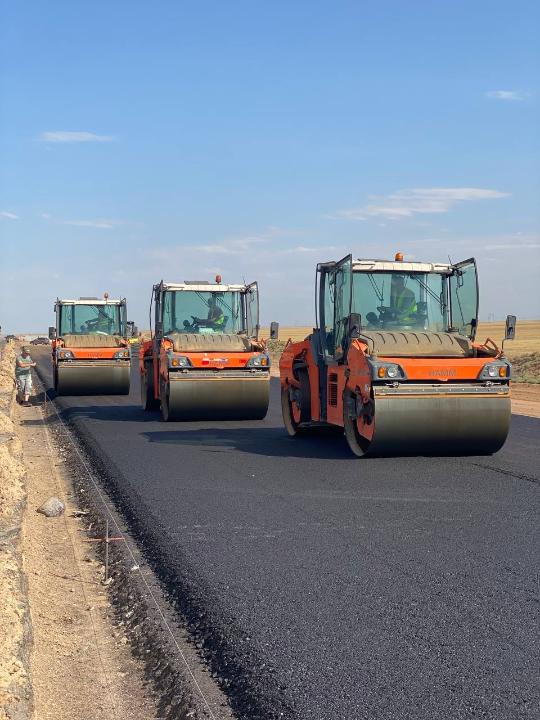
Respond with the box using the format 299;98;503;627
1;342;159;720
0;342;31;720
508;383;540;419
511;351;540;383
16;392;159;720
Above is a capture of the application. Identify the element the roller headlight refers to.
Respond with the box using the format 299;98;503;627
370;361;406;380
246;353;270;368
114;350;130;359
479;362;510;380
57;349;74;360
169;355;192;368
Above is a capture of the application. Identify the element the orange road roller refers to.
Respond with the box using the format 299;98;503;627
140;277;271;421
280;253;515;456
50;295;134;395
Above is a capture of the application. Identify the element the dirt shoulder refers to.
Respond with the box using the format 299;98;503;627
509;383;540;419
0;342;31;720
17;395;158;720
0;343;158;720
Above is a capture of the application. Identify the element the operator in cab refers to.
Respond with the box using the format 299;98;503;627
81;307;113;334
193;295;225;330
366;274;418;328
390;274;417;324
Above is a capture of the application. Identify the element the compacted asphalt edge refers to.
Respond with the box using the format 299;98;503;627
34;348;540;720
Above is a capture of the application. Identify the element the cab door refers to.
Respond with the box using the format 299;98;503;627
449;258;479;339
317;255;352;423
318;255;353;359
245;282;259;338
120;299;128;337
331;254;353;361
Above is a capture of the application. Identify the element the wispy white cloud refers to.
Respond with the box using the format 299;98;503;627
195;235;266;255
0;211;19;220
484;235;540;251
485;90;529;101
40;213;126;229
485;243;540;250
60;218;121;229
401;232;540;252
285;245;328;253
37;131;114;143
332;187;510;221
176;226;305;256
137;227;336;323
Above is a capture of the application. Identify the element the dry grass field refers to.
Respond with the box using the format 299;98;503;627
263;321;540;390
476;321;540;358
262;321;540;358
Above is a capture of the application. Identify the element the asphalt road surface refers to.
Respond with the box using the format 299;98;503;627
34;349;539;720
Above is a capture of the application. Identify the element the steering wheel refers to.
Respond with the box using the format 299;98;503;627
377;306;397;320
192;315;216;328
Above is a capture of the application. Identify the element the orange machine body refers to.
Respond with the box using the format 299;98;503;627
51;297;132;395
279;254;513;456
52;337;129;361
280;337;507;428
139;339;268;399
139;279;271;421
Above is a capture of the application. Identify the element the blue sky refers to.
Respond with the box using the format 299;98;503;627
1;0;539;332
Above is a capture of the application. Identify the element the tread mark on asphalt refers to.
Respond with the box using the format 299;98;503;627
469;462;540;486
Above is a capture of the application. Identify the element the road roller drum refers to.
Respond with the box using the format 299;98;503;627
56;362;131;395
343;387;511;457
162;373;270;421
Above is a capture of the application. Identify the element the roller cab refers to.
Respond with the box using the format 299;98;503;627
51;296;132;395
280;253;515;457
140;278;270;421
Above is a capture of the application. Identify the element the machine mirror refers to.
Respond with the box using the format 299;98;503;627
270;321;279;340
505;315;516;340
48;326;56;340
349;313;361;338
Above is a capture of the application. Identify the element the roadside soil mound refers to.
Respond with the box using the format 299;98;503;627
0;342;31;720
511;352;540;383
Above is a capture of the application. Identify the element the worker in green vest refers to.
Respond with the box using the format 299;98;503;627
193;295;225;330
390;275;417;324
207;296;225;329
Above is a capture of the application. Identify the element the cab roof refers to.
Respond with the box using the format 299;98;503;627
352;259;453;274
55;298;126;305
157;282;250;292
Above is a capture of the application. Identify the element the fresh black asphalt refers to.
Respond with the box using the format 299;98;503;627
34;350;540;720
